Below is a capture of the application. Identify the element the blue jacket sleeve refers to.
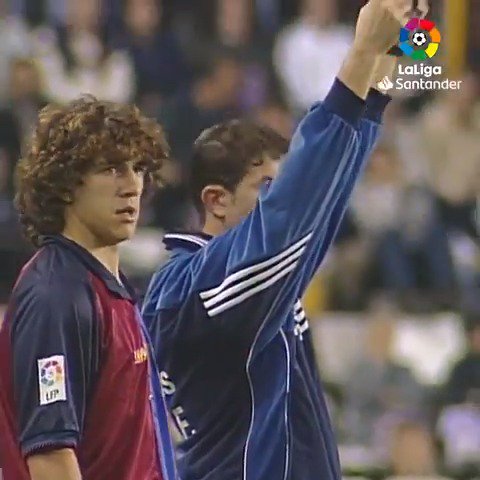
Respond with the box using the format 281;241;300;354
295;88;389;294
11;278;100;457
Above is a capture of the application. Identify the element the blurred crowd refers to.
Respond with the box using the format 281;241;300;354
319;301;480;480
0;0;479;477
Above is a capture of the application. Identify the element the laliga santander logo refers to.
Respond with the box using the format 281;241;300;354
378;17;462;92
399;17;441;60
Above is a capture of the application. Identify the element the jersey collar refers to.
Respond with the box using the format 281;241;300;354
40;235;136;301
163;231;212;252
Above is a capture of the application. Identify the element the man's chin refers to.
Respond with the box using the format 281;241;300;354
115;225;137;243
102;224;137;246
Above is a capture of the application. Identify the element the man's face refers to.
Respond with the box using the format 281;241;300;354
9;61;40;100
64;160;146;246
126;0;161;37
223;156;280;229
68;0;98;30
210;58;243;108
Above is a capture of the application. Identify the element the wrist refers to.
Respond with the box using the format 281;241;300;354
371;55;398;92
339;48;380;100
373;56;398;82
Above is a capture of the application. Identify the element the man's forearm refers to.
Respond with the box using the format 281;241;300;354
27;448;82;480
338;47;380;100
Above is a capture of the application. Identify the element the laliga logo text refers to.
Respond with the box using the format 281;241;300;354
383;18;462;92
394;63;463;91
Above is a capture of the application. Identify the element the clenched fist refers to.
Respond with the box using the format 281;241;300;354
353;0;430;55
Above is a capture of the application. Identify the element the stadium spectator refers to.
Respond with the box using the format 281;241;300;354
216;0;254;48
0;57;45;193
214;0;273;113
350;144;455;310
152;50;243;230
343;302;424;444
157;50;243;165
420;72;480;240
420;73;480;311
0;145;28;303
386;421;448;480
0;9;32;104
381;98;431;188
442;313;480;406
437;404;480;473
273;0;352;115
1;58;47;149
116;0;191;116
0;58;44;301
34;0;134;104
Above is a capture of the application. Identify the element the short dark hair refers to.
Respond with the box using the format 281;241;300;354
190;119;289;215
15;95;169;246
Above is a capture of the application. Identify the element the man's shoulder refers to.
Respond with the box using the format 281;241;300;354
5;247;95;338
11;244;91;307
144;254;196;312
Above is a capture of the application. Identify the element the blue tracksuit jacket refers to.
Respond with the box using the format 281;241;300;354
142;79;390;480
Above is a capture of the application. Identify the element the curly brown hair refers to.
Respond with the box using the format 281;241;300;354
15;95;169;246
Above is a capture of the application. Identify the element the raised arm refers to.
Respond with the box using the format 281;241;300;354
295;55;399;294
145;0;416;348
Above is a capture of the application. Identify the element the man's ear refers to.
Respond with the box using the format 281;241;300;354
201;185;231;220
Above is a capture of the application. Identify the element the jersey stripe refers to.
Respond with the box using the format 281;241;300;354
206;261;299;317
242;328;291;480
243;340;256;480
280;329;291;480
200;233;312;301
203;245;306;310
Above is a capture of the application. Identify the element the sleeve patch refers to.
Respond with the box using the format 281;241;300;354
38;355;67;406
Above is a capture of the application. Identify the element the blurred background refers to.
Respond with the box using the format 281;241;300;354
0;0;479;478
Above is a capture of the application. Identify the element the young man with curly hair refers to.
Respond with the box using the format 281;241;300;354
0;97;177;480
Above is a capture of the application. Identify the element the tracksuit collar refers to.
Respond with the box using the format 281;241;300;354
163;231;212;252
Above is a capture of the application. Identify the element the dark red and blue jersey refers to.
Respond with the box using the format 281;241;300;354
0;235;176;480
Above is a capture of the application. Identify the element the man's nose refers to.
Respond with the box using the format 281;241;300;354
118;167;142;197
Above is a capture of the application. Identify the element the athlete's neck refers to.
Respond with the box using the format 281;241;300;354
62;225;120;280
202;217;227;238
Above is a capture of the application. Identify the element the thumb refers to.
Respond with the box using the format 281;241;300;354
416;0;430;18
383;0;416;25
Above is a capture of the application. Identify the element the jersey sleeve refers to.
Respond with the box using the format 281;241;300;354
11;278;100;457
295;88;389;294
